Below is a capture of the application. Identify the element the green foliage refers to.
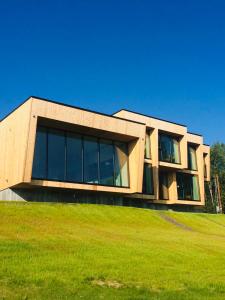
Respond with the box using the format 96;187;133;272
1;202;225;299
209;143;225;212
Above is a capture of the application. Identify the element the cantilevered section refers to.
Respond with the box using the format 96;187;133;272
113;109;210;206
0;97;210;207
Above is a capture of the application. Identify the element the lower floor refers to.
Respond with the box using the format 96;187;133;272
0;187;205;212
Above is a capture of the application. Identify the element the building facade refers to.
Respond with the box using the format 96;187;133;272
0;96;210;209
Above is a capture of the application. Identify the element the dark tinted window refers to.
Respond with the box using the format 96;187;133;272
48;129;65;181
159;134;180;164
66;133;83;182
32;126;129;188
83;137;99;184
159;171;169;200
188;145;197;170
177;173;199;201
142;163;154;194
99;140;114;186
32;127;47;179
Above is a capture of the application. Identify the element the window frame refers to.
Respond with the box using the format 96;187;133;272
176;172;200;201
32;126;130;188
187;144;198;171
142;163;154;195
159;133;181;164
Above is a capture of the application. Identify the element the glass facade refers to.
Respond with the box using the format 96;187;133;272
159;134;180;164
32;127;129;187
144;132;151;159
177;173;200;201
159;171;169;200
188;145;197;171
32;127;47;179
142;163;154;194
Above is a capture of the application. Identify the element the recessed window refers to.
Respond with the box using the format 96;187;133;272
99;140;114;186
159;170;169;200
144;131;151;159
159;134;180;164
188;145;198;171
203;153;207;178
142;163;154;194
114;142;129;187
32;126;129;188
83;137;99;184
48;129;65;181
177;173;200;201
32;127;47;179
66;133;83;182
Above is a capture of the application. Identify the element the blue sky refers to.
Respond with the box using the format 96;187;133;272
1;0;225;145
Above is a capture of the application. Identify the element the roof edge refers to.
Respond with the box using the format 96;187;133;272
1;96;146;126
113;108;187;128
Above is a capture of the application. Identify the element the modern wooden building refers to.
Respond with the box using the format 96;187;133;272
0;96;210;210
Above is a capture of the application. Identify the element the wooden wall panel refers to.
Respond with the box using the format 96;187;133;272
0;100;32;190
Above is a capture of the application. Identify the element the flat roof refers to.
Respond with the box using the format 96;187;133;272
113;108;187;127
0;96;145;126
0;96;206;141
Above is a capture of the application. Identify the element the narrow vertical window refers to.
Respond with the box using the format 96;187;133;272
203;153;207;178
114;142;129;187
99;140;114;186
48;129;66;181
145;132;151;159
83;137;99;184
142;163;154;194
66;133;83;182
159;170;169;200
188;145;198;170
32;127;47;179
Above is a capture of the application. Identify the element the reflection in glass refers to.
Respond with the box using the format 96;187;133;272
188;145;197;170
32;127;129;188
48;129;65;181
66;133;83;182
142;163;154;194
177;173;199;201
99;140;114;185
114;142;129;187
159;134;180;164
32;127;47;179
83;137;99;184
159;171;169;200
145;132;151;159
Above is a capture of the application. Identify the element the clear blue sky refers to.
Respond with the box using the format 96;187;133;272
1;0;225;145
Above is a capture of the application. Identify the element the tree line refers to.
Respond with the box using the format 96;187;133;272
205;143;225;213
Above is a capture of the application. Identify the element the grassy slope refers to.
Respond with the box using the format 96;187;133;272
1;203;225;300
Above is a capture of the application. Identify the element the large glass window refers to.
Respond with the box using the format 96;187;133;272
32;127;47;179
159;134;180;164
99;140;114;186
144;131;151;159
48;129;66;181
188;145;197;171
66;133;83;182
83;137;99;184
142;163;154;194
159;170;169;200
32;127;129;187
177;173;200;201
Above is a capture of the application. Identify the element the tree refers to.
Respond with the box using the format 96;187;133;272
209;143;225;212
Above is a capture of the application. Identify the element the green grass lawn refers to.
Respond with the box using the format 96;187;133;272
1;202;225;300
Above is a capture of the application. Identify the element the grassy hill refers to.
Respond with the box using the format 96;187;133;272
1;203;225;300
